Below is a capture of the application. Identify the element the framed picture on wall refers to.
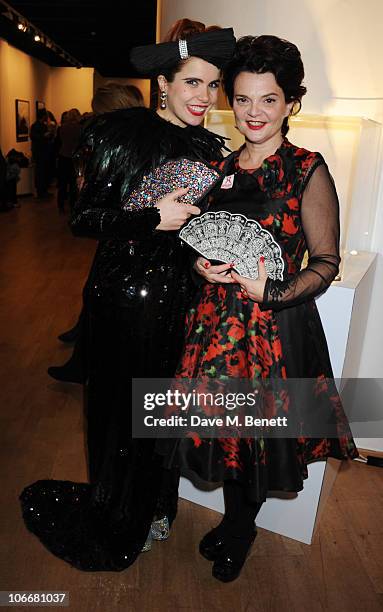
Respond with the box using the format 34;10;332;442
15;99;30;142
35;100;45;118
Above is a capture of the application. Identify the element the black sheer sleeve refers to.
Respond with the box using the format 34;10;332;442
70;177;161;241
260;162;340;311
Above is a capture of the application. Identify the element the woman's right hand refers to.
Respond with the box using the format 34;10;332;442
155;187;200;231
194;257;235;284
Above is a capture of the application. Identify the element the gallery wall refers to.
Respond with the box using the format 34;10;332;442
49;66;93;121
0;38;93;157
160;0;383;121
0;39;51;156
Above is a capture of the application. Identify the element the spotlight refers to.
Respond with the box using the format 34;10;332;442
0;1;83;67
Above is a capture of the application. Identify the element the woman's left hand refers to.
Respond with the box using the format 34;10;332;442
230;257;268;301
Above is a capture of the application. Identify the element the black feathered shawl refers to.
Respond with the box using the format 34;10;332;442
70;107;229;241
74;107;228;203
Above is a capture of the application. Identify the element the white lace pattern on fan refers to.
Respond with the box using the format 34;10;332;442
180;211;285;280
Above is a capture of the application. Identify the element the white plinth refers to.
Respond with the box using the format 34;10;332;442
179;252;377;544
17;166;33;196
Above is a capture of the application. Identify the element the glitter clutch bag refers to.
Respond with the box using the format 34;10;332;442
179;211;285;280
123;158;222;210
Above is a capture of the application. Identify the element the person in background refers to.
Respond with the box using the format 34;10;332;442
91;83;144;114
56;108;82;214
47;110;58;127
53;111;68;177
4;149;29;208
48;86;146;384
46;110;58;185
80;111;94;122
30;109;53;199
0;148;8;212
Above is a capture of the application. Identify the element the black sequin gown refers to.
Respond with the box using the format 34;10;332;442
19;108;225;571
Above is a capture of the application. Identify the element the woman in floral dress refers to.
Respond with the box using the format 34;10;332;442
175;35;358;582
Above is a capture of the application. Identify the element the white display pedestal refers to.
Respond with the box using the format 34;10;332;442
17;166;33;196
180;252;377;544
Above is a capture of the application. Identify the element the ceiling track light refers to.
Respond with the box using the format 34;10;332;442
2;9;13;20
1;0;83;68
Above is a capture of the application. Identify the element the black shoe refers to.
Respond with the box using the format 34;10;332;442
212;530;257;583
199;524;229;561
57;324;79;343
47;364;85;384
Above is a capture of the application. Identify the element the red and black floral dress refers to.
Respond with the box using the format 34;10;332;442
175;138;358;502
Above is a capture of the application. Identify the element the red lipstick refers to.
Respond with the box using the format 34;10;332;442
187;105;208;116
246;121;266;130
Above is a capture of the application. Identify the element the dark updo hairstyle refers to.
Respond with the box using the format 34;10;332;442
223;35;307;136
160;18;221;82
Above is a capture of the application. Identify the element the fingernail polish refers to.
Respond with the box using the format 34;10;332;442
260;256;265;263
230;263;235;268
204;262;210;269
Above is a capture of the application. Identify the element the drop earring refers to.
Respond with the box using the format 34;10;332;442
160;90;167;110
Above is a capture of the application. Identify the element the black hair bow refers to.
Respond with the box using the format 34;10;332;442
130;27;236;75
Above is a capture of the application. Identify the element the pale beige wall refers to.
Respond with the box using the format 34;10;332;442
0;39;93;157
49;67;93;121
160;0;383;121
0;39;51;156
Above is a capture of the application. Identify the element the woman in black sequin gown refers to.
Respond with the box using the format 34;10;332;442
19;22;235;572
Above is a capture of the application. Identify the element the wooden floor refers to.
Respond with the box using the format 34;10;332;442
1;196;383;612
